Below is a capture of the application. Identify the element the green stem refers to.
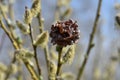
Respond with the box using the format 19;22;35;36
56;47;63;80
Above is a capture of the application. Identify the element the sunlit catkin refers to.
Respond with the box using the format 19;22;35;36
34;31;49;48
48;60;57;80
14;49;34;62
24;6;32;24
16;20;30;34
0;63;7;72
62;45;75;64
31;0;40;17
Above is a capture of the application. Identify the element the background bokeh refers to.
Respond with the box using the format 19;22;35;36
0;0;120;80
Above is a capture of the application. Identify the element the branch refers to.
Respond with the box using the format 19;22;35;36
29;24;42;76
76;0;102;80
36;0;50;79
0;19;19;50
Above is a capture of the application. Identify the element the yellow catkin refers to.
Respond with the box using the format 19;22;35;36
24;7;32;24
61;72;75;80
14;49;34;62
0;63;7;72
48;60;57;80
34;31;49;48
31;0;40;17
62;45;75;64
16;20;30;34
11;64;18;74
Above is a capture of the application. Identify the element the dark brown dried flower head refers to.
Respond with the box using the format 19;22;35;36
50;19;80;47
116;15;120;26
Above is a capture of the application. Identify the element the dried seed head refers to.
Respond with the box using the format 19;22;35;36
24;6;32;24
50;19;80;47
31;0;40;17
34;31;49;47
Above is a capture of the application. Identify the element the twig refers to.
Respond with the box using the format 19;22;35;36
0;19;19;50
76;0;102;80
29;23;42;76
0;4;21;48
37;14;50;79
24;61;39;80
36;0;50;79
0;18;39;80
56;47;63;80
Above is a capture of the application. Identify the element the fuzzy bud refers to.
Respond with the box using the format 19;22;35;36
61;72;75;80
34;31;49;48
24;6;32;24
15;49;34;62
16;20;30;34
62;45;75;64
11;64;18;74
0;63;7;72
31;0;40;17
48;60;57;80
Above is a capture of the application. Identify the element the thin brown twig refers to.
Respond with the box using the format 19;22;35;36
36;0;50;79
29;23;42;76
76;0;102;80
37;13;50;79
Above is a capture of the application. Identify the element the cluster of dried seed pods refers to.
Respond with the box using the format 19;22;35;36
50;19;80;47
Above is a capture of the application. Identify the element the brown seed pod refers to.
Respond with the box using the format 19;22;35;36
50;19;80;47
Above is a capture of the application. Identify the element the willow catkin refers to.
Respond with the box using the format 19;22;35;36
61;72;75;80
16;20;30;34
62;45;75;64
11;64;18;74
14;49;34;62
0;63;7;72
34;31;49;48
31;0;40;17
48;60;57;80
24;7;32;24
